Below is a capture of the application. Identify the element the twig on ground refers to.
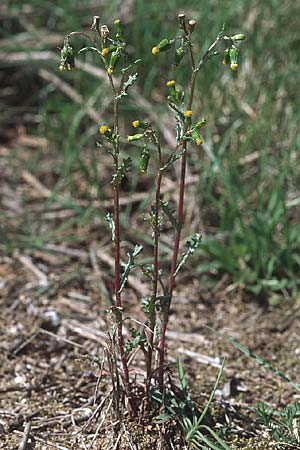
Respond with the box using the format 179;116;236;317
21;170;52;198
39;329;85;349
177;347;227;370
16;254;48;287
18;421;31;450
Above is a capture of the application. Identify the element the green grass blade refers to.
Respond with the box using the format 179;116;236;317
198;425;232;450
197;359;225;425
206;326;300;392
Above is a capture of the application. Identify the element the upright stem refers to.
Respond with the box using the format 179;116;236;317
158;58;197;393
110;74;134;413
146;140;163;396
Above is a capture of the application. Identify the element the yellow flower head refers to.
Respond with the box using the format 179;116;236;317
152;46;160;55
132;120;140;128
59;65;65;71
184;110;193;118
166;80;176;87
102;48;109;56
230;63;238;71
107;67;114;76
196;138;203;146
114;19;121;25
99;125;109;134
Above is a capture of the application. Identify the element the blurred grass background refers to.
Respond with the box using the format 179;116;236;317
1;0;300;302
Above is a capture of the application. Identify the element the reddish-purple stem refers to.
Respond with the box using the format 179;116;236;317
158;55;197;392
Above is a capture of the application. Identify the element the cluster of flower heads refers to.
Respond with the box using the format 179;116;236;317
99;19;125;76
151;13;245;72
151;13;197;67
59;16;126;75
63;13;246;177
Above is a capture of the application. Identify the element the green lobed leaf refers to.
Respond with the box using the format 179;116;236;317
104;212;115;242
160;200;178;230
119;244;143;293
115;72;139;100
175;233;202;276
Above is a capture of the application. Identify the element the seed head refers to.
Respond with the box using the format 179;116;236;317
178;13;186;29
100;25;110;38
91;16;100;32
188;20;196;33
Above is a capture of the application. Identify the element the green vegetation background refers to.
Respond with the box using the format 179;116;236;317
1;0;300;301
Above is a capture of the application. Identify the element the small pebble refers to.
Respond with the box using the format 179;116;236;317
40;310;60;332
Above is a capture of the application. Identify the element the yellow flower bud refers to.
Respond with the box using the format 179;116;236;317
230;63;238;71
196;138;203;146
184;110;193;118
132;120;140;128
152;46;160;55
99;125;109;134
107;67;114;75
166;80;176;87
114;19;121;25
102;48;109;56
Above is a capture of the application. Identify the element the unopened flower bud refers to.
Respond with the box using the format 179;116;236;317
166;80;183;104
128;133;144;142
132;120;149;129
231;33;246;41
174;47;185;66
166;80;175;87
229;47;239;71
101;45;117;57
191;130;203;146
108;50;121;73
140;145;150;174
194;118;207;129
59;39;75;71
114;19;124;40
99;125;113;138
151;38;173;55
166;79;176;96
184;110;193;118
223;48;230;65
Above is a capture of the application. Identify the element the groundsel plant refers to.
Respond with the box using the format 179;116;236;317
60;14;245;416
